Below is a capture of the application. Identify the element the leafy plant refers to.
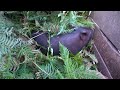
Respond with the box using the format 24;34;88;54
0;11;106;79
30;43;106;79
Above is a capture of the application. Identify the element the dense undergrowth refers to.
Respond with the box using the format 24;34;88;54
0;11;106;79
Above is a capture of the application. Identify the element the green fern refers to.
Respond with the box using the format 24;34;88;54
73;64;106;79
33;43;105;79
32;61;55;79
0;11;106;79
14;64;34;79
57;11;94;35
0;59;7;71
58;43;105;79
0;27;29;59
0;12;30;60
0;11;14;28
0;12;32;75
1;71;15;79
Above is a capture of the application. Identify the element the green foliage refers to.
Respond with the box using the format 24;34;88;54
0;71;15;79
34;62;56;79
15;64;34;79
57;43;103;79
57;11;94;35
0;11;106;79
0;12;34;78
31;43;105;79
0;11;14;28
0;27;28;58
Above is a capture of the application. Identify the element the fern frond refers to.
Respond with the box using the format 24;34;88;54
14;64;34;79
74;65;105;79
16;72;34;79
0;27;31;58
0;26;32;73
34;62;56;79
59;42;105;79
0;59;7;71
